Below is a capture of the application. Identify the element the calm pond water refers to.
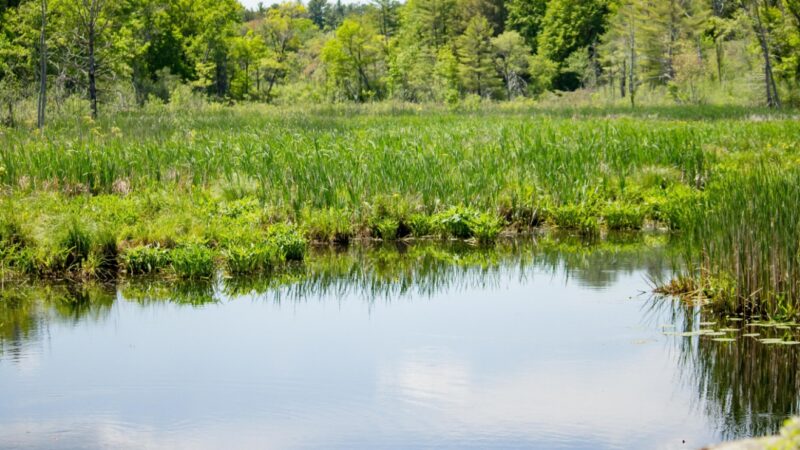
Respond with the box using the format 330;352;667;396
1;237;798;449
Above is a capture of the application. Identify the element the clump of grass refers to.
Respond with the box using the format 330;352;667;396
122;246;171;275
676;164;800;319
654;275;700;298
267;224;306;261
302;208;353;244
59;218;92;271
170;244;215;280
224;243;280;275
0;215;27;248
552;204;599;236
91;229;119;278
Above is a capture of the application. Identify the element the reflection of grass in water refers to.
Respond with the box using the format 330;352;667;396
1;236;672;352
224;235;673;302
651;298;800;440
0;283;115;361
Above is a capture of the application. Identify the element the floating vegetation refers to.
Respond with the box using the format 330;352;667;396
711;338;736;342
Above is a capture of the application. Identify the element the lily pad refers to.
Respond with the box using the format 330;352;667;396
743;333;761;337
712;338;736;342
703;331;728;337
718;328;740;332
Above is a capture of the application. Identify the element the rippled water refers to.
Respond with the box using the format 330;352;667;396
0;238;797;449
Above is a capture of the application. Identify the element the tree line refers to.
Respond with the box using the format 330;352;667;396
1;0;799;124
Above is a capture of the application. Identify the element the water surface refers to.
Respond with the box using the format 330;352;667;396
1;238;797;449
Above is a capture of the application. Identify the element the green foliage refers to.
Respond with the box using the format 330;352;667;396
59;217;91;270
435;206;502;242
603;203;644;230
302;208;353;244
769;417;800;450
267;224;307;261
552;204;600;236
170;244;215;280
537;0;611;65
224;243;280;275
456;15;501;98
122;246;171;275
505;0;548;50
321;18;384;101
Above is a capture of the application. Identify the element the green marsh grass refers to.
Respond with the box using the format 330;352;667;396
2;104;800;318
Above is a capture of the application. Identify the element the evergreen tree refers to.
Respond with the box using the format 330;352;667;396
537;0;611;90
457;15;501;97
400;0;459;49
308;0;328;30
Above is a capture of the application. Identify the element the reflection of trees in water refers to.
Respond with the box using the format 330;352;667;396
651;299;800;440
1;235;671;359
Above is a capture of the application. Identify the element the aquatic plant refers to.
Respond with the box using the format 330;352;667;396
170;245;215;280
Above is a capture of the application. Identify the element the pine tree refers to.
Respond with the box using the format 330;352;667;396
457;15;501;97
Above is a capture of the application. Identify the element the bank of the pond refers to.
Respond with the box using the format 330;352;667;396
0;188;676;281
2;106;800;319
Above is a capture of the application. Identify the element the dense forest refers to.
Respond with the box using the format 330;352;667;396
1;0;799;122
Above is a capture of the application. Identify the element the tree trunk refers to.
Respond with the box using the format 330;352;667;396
37;0;47;130
88;20;98;119
628;22;636;108
6;102;14;128
751;0;781;107
620;61;626;98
